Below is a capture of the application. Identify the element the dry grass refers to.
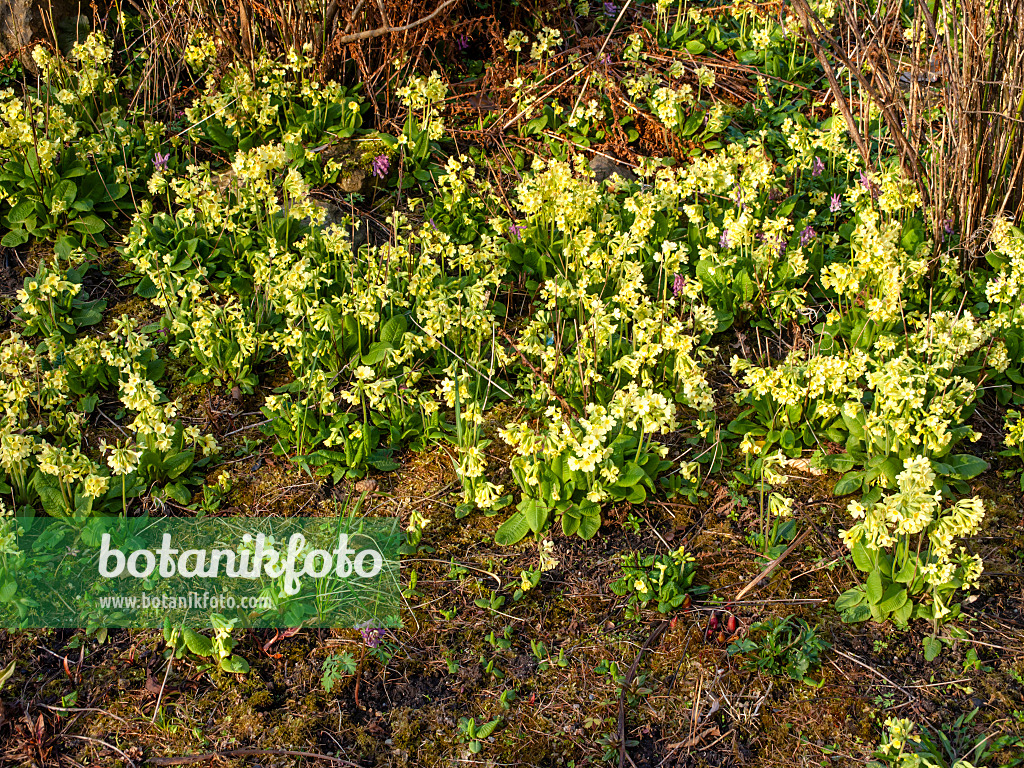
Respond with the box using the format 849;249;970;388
800;0;1024;253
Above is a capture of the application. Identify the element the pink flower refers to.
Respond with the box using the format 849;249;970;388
371;154;390;179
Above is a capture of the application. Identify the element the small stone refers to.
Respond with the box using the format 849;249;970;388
354;478;377;493
339;168;366;193
588;155;637;184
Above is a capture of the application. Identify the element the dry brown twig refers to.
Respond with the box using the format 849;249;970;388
734;528;811;601
333;0;461;43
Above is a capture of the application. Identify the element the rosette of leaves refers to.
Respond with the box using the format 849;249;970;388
815;411;987;498
163;616;250;674
457;716;501;754
833;481;987;661
0;146;131;248
610;547;707;620
16;261;105;341
262;401;398;481
31;421;208;518
727;616;829;685
197;64;365;161
496;432;671;545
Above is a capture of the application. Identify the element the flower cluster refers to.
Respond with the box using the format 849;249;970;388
840;457;984;616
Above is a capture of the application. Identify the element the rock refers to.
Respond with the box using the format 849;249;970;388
588;155;637;184
1;0;37;66
1;1;85;70
338;167;366;193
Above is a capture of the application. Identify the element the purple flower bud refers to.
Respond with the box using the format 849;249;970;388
371;154;390;179
604;1;618;16
508;223;523;240
360;626;387;648
811;157;825;177
860;171;879;199
830;193;841;213
719;229;730;249
673;273;686;297
456;34;469;51
800;225;817;247
153;152;169;170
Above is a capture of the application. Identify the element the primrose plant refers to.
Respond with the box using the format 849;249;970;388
163;614;250;674
610;547;706;621
835;457;985;658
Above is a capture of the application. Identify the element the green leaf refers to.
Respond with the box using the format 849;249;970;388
367;457;400;472
877;584;907;615
840;604;871;623
872;456;903;487
900;217;925;254
380;314;408;345
626;484;647;504
495;511;530;546
577;508;601;540
106;183;129;201
220;655;250;674
33;473;68;517
685;40;706;54
841;408;865;440
561;509;580;537
164;482;191;505
894;556;917;585
475;717;500;739
734;270;755;303
7;199;36;223
815;451;856;472
865;570;883;604
945;454;988;480
0;580;16;603
520;498;548;533
892;598;913;626
53;179;77;205
73;214;105;234
54;235;76;261
135;276;158;298
617;462;646;488
161;451;194;480
361;341;392;366
923;636;942;661
833;471;863;496
1;229;29;247
0;659;14;689
834;587;864;611
72;302;105;328
679;110;704;137
182;629;213;657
